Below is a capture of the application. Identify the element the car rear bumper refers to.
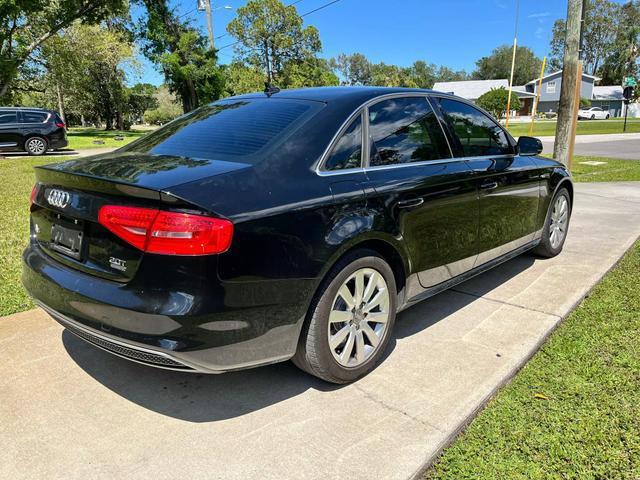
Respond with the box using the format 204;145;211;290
22;242;314;373
49;138;68;149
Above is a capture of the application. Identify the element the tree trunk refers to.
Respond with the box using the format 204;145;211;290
56;83;66;124
116;111;124;130
80;114;86;127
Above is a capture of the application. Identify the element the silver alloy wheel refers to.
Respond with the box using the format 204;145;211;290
549;194;569;249
327;267;390;368
27;138;46;155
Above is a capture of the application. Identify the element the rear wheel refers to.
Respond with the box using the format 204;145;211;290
25;137;47;156
293;250;397;384
590;114;595;120
534;187;571;258
605;114;610;119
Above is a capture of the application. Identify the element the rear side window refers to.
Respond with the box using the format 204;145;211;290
22;111;49;123
368;97;450;167
122;98;322;163
0;111;17;124
324;113;362;171
437;98;513;157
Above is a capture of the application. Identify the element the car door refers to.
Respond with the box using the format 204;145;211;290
361;95;479;291
0;110;21;149
433;97;541;265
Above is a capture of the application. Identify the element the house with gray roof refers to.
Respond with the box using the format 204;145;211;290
434;70;624;118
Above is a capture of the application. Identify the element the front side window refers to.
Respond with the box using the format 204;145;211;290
546;81;556;94
324;113;362;171
22;111;49;123
0;111;17;125
368;97;450;167
437;98;513;157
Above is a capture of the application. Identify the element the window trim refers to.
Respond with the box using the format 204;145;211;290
429;94;516;158
316;92;455;176
321;110;365;173
546;81;556;94
0;110;19;125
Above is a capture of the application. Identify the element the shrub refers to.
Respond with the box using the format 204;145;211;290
476;87;521;120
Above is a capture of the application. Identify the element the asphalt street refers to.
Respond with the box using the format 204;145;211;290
539;133;640;160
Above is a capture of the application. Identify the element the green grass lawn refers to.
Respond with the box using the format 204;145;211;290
572;156;640;183
425;239;640;479
508;118;640;137
0;156;68;316
66;126;151;150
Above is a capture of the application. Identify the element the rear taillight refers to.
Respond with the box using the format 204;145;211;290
55;122;65;128
98;205;233;256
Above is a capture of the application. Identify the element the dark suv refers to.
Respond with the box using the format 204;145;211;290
0;107;68;156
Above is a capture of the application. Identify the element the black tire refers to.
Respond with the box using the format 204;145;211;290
293;249;397;384
605;114;610;119
533;187;572;258
24;136;48;156
590;114;595;120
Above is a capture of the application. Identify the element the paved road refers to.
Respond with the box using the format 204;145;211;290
2;182;640;480
539;133;640;160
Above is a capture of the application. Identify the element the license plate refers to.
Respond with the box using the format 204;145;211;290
51;223;84;260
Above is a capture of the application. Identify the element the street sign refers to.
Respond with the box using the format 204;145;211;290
623;76;637;87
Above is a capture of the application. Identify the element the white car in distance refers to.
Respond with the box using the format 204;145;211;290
578;107;610;120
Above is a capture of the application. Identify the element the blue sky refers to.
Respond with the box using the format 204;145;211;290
129;0;579;86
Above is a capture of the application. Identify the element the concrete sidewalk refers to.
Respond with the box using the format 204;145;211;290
2;182;639;480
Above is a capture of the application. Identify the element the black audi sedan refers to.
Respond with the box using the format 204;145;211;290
23;87;572;383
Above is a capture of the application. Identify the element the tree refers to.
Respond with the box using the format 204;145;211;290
549;0;621;76
138;0;224;113
227;0;321;84
476;87;521;120
599;1;640;85
473;45;542;86
40;23;135;129
329;53;372;85
144;85;182;125
580;97;592;108
433;66;469;83
0;0;127;99
223;62;265;96
410;61;437;88
370;63;417;87
280;58;339;88
125;83;158;123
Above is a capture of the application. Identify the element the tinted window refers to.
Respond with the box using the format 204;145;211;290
121;99;321;163
324;113;362;171
437;99;513;157
22;111;49;123
368;97;450;167
0;111;17;124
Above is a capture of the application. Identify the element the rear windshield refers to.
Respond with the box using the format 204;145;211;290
121;98;323;163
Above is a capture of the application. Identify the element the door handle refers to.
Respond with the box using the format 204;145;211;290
480;181;498;191
397;198;424;209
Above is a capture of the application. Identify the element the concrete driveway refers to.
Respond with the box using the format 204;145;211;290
2;182;640;480
540;133;640;160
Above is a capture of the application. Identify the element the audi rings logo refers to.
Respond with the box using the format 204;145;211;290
47;189;71;209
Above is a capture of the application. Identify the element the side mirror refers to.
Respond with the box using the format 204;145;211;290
517;136;543;156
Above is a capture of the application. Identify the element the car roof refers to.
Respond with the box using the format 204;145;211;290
0;107;55;112
229;86;451;105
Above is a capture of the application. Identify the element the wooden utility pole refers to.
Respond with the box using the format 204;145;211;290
553;0;585;166
204;0;215;49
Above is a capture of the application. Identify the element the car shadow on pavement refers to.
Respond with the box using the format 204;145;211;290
62;253;537;423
